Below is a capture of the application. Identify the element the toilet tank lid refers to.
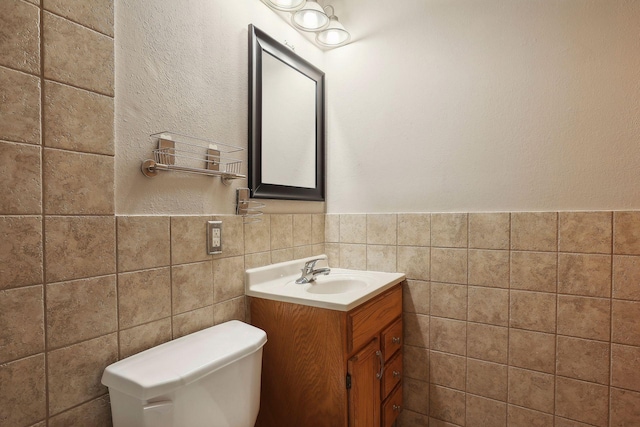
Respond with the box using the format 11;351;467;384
101;320;267;400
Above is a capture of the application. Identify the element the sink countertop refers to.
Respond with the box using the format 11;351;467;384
245;255;406;311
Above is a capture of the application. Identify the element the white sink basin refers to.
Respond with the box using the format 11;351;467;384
246;255;405;311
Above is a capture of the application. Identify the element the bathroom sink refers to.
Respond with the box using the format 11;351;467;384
245;255;405;311
304;276;369;295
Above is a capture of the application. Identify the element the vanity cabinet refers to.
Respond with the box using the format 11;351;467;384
251;283;403;427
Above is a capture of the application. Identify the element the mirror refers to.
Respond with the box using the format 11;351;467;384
249;24;325;201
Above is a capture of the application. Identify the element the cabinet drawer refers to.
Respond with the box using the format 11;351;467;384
381;317;402;360
382;384;403;427
348;285;402;354
381;352;402;399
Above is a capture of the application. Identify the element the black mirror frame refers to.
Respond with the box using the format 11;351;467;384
248;24;326;201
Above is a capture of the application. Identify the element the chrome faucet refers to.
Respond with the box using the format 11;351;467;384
295;258;331;284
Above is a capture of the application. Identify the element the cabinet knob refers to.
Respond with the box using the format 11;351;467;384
392;370;401;378
392;337;401;344
393;404;402;412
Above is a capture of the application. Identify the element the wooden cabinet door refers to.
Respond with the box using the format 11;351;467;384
347;338;382;427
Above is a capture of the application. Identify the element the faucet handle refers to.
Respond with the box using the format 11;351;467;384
302;258;321;272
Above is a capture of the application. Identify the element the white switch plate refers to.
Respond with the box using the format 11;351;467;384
207;221;222;254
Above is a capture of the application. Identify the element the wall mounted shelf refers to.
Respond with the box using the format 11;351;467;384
141;132;245;185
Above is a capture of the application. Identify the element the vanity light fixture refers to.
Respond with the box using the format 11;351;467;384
260;0;351;48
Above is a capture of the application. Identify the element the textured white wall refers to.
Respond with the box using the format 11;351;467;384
115;0;325;214
324;0;640;212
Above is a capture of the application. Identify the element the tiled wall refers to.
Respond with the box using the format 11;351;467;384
326;212;640;427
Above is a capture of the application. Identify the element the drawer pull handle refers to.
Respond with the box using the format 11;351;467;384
375;350;385;380
391;336;401;344
392;370;401;378
393;404;402;412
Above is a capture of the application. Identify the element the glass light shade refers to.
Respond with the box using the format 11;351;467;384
262;0;305;12
316;16;350;47
291;1;329;31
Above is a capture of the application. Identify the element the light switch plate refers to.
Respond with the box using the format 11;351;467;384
207;221;222;254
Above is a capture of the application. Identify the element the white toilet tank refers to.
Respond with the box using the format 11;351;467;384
102;320;267;427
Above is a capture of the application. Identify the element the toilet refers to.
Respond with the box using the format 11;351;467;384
102;320;267;427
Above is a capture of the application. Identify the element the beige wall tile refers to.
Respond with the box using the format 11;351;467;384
0;141;41;214
0;354;46;426
271;248;294;264
212;215;244;258
431;248;467;284
404;377;429;415
366;214;397;245
0;285;43;363
430;282;467;320
429;384;465;425
311;213;325;244
507;405;554;427
556;336;610;385
554;417;593;427
270;214;292;250
244;215;270;254
403;313;429;348
466;394;506;427
46;275;117;350
43;149;114;215
430;351;466;390
613;255;640;301
244;251;270;269
340;214;366;243
213;255;244;303
559;212;612;254
466;359;507;401
397;246;430;281
324;214;340;243
119;318;171;359
510;290;556;333
0;216;42;289
611;344;640;392
172;306;214;339
172;261;213;314
214;296;246;324
557;295;610;341
118;267;171;328
612;300;640;346
339;243;366;270
48;395;112;427
293;244;315;259
508;366;555;413
325;243;340;266
44;81;114;155
511;212;557;252
468;213;510;250
403;280;430;315
558;253;611;297
614;212;640;255
404;345;429;381
468;249;509;288
398;409;429;427
510;251;557;292
431;213;467;248
293;214;312;246
398;213;430;246
43;12;114;95
170;216;212;264
467;323;508;364
508;329;555;373
47;333;117;415
44;216;115;282
43;0;113;36
117;216;170;272
430;317;466;356
428;417;459;427
610;388;640;426
468;286;508;326
0;0;40;74
555;377;609;427
0;67;41;144
367;245;398;273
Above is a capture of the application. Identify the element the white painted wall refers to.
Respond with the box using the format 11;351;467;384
324;0;640;212
115;0;325;214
